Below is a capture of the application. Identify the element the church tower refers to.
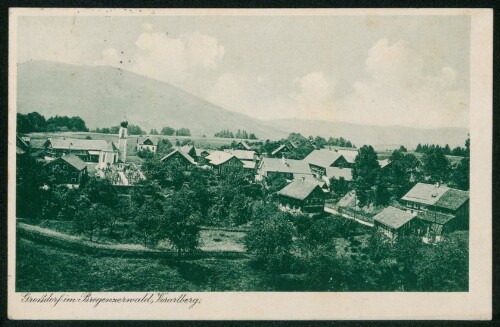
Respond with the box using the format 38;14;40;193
118;121;128;162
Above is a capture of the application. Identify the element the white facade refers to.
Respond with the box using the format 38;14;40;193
118;124;128;162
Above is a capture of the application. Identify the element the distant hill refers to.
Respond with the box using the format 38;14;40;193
17;61;287;140
264;119;469;149
17;61;469;148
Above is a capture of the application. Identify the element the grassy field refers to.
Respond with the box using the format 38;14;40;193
19;219;247;252
16;237;282;292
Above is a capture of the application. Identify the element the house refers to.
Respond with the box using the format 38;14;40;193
136;136;158;153
205;151;244;175
270;141;298;158
277;179;325;213
378;159;392;173
43;137;119;168
373;206;418;241
224;149;257;172
235;140;251;151
195;148;212;158
401;182;469;242
160;148;197;167
16;134;30;157
323;167;353;190
180;145;198;160
256;157;313;181
303;149;350;176
44;154;88;185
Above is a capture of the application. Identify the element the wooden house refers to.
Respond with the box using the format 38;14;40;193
160;148;197;167
44;154;88;185
277;179;325;213
401;182;469;242
136;136;158;153
256;157;313;181
373;206;417;241
303;149;350;177
205;151;244;175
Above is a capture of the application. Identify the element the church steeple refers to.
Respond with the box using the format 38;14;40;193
118;119;128;162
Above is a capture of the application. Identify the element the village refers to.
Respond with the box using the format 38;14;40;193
16;114;470;292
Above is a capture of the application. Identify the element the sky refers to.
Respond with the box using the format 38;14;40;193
17;13;471;129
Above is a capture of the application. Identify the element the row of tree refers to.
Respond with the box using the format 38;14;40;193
214;129;258;140
415;141;469;157
17;112;89;133
94;124;146;135
155;126;192;136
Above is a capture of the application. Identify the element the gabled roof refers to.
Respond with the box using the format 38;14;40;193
137;136;158;146
45;138;117;152
304;149;344;168
374;206;416;230
434;189;469;211
277;179;322;201
378;159;391;169
401;183;450;206
417;210;455;225
206;151;240;166
195;148;212;156
242;160;256;169
334;149;358;164
49;154;87;171
259;157;313;175
224;149;255;161
325;167;353;181
160;148;197;165
271;144;287;156
337;191;356;207
237;140;251;150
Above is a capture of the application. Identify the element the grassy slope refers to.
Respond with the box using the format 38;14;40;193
16;237;271;292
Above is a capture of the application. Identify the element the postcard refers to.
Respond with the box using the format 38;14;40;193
8;8;492;320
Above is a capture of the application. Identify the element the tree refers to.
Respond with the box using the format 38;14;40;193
352;145;380;185
127;124;145;135
161;126;176;135
388;149;421;197
452;157;469;190
150;128;159;135
157;139;173;156
81;178;119;209
74;200;115;242
245;212;296;272
162;189;202;257
413;232;468;291
176;128;191;136
135;199;163;247
422;148;451;183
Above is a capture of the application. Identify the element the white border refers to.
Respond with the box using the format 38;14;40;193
7;8;493;320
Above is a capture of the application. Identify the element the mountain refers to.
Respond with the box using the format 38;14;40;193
17;61;469;148
17;61;287;140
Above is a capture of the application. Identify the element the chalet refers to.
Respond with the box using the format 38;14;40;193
43;137;119;168
44;154;88;185
304;149;350;176
136;136;158;153
277;179;325;213
256;157;313;181
205;151;244;175
160;148;197;167
270;141;298;158
323;167;353;190
235;140;251;151
373;207;417;241
224;149;257;172
401;182;469;242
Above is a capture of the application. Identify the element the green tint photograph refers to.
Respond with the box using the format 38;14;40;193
15;11;472;295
